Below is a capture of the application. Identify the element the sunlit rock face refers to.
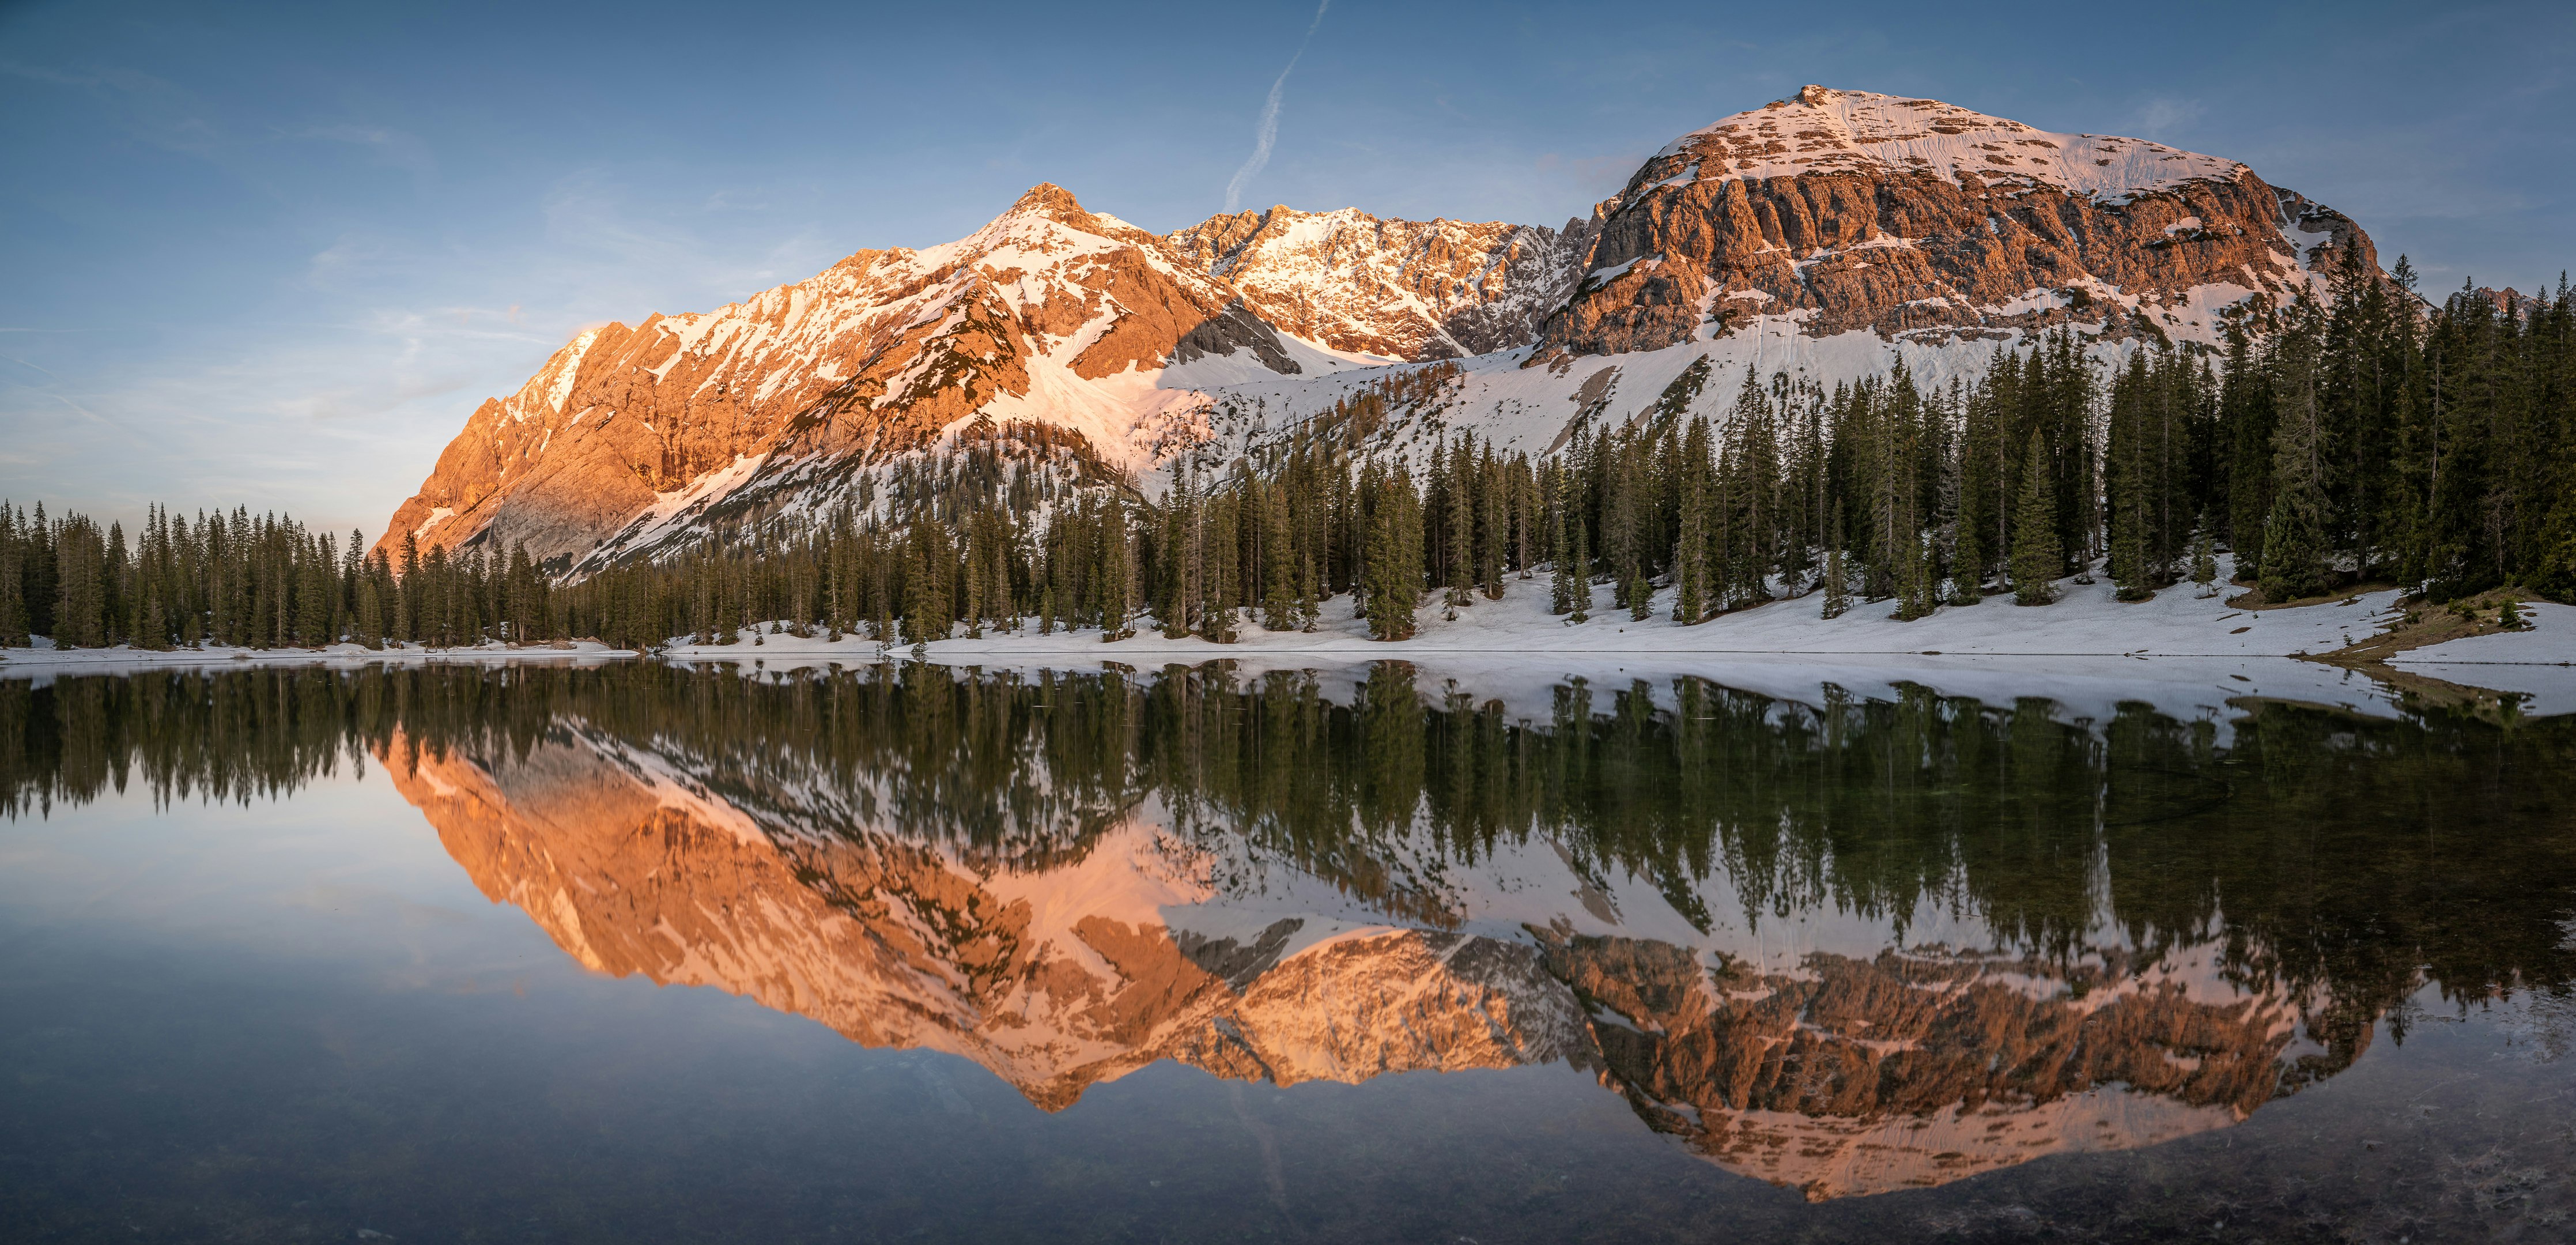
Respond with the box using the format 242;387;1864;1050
375;696;2370;1198
373;188;1577;576
373;185;1279;575
1533;86;2369;363
1161;206;1592;360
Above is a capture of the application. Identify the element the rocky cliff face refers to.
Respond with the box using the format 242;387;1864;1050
377;190;1582;574
379;86;2381;575
377;184;1312;575
1162;206;1593;359
376;716;2370;1197
1533;85;2369;363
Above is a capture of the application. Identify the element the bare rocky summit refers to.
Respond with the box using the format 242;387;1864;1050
1533;85;2371;362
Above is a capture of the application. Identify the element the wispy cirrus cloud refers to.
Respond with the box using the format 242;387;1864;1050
2134;96;2204;141
294;122;437;182
1222;1;1334;214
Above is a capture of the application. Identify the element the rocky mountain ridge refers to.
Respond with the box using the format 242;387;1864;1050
379;86;2375;576
1162;205;1593;359
1535;84;2370;360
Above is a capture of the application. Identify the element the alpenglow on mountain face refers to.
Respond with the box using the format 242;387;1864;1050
377;87;2376;575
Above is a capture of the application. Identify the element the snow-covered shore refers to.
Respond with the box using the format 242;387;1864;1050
0;639;635;686
684;557;2576;667
2384;597;2576;714
14;562;2574;721
656;563;2576;725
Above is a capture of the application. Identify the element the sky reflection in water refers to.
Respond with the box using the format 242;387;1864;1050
2;661;2572;1243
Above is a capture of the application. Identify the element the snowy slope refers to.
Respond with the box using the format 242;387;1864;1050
1649;85;2243;201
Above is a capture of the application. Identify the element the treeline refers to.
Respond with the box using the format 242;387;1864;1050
547;361;1491;648
0;502;554;650
552;336;2099;643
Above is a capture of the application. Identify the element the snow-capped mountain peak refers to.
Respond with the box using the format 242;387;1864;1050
1645;85;2245;202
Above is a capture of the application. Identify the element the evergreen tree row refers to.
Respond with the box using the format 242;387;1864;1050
0;503;554;650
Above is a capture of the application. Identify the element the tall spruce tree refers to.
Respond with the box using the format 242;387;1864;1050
2011;432;2062;606
2261;303;2335;603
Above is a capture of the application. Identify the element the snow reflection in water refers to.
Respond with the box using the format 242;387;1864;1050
3;660;2573;1238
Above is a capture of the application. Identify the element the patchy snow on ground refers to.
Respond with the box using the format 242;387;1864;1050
670;632;2413;738
915;557;2389;663
0;640;634;686
2389;601;2576;666
2382;601;2576;715
659;559;2575;726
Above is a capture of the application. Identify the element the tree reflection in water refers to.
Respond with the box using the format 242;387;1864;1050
6;661;2571;1200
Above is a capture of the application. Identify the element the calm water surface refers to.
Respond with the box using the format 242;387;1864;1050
2;662;2571;1243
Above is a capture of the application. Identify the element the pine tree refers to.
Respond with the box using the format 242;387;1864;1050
1445;433;1475;616
1900;529;1939;621
1548;470;1575;616
1950;508;1984;606
1821;500;1850;620
2190;512;2220;597
1671;421;1709;625
52;518;104;648
2011;432;2061;606
2110;472;2152;601
1364;469;1422;640
0;507;25;647
1567;501;1592;624
2261;311;2335;603
1259;477;1295;631
2222;322;2274;580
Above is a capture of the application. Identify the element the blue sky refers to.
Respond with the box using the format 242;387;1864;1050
3;0;2569;537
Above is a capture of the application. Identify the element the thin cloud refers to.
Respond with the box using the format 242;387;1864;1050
1222;1;1332;214
2135;96;2204;141
296;123;437;181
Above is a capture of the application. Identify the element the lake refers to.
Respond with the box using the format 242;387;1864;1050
3;659;2571;1243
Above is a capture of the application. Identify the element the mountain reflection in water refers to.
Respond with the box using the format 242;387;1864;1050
6;662;2572;1202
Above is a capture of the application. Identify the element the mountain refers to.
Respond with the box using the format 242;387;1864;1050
1534;83;2370;360
1162;205;1592;359
377;188;1584;575
378;86;2373;575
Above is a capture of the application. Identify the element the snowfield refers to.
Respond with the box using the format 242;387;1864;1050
660;559;2576;727
17;565;2571;723
0;639;634;686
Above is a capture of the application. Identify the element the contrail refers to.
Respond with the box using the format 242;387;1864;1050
1222;1;1332;214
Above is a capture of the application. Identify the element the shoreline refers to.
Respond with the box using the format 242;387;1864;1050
9;570;2573;722
0;640;636;684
